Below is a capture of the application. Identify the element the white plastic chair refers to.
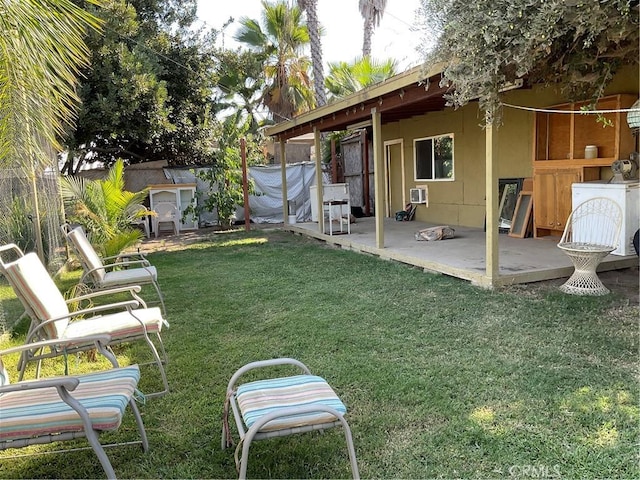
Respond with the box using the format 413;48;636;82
222;358;359;479
557;197;623;295
153;202;180;237
131;205;152;238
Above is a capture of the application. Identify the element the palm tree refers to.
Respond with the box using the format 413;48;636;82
235;0;314;122
0;0;101;259
61;159;151;257
297;0;326;107
215;49;266;133
358;0;387;58
325;56;397;100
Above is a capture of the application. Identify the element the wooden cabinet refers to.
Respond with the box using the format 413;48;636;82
533;94;636;237
534;94;636;163
533;168;599;236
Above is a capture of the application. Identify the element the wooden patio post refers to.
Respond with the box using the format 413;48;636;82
485;122;499;284
371;108;384;249
280;138;289;225
314;127;324;234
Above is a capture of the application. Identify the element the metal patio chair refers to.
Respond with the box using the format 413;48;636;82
0;244;169;398
557;197;623;295
62;225;166;315
0;334;148;479
222;358;359;479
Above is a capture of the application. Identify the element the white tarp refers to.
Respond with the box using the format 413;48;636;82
246;162;316;223
164;162;317;225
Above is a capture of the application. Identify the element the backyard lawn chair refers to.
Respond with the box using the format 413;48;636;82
152;202;180;237
0;334;148;479
222;358;359;479
62;225;166;315
557;197;623;295
0;243;169;398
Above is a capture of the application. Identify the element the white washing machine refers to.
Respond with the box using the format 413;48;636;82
572;180;640;256
310;183;350;222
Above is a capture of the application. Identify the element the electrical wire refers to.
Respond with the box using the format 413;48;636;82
98;21;282;122
99;23;234;95
97;1;424;124
372;0;419;30
503;103;640;114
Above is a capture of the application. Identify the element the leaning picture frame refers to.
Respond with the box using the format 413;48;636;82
508;192;533;238
483;178;524;233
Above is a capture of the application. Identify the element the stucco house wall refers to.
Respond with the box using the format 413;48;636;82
378;65;637;228
381;97;532;227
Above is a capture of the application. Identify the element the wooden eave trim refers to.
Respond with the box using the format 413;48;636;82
271;77;450;141
266;62;446;138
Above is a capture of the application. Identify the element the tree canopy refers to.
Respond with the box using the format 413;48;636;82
0;0;102;259
61;0;405;172
418;0;639;124
235;0;314;122
61;0;220;172
214;48;266;133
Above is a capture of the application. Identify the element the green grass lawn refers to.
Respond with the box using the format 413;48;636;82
0;229;637;479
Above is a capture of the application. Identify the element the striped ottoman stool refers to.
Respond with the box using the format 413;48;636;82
222;358;359;479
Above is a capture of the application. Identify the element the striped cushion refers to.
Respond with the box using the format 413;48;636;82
63;307;165;342
0;365;140;442
102;265;158;287
3;253;70;338
67;228;106;283
236;375;347;432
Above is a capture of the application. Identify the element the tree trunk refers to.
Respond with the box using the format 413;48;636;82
362;17;373;58
299;0;326;107
359;0;386;58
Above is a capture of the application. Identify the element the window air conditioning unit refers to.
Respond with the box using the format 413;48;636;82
410;187;427;204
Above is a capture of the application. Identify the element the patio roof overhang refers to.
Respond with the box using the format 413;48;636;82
265;63;507;288
265;63;451;141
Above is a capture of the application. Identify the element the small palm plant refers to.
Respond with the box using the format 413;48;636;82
325;56;397;101
61;159;152;257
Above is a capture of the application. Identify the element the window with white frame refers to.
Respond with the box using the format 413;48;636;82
414;134;454;180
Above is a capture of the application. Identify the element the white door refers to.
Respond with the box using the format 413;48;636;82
384;140;405;217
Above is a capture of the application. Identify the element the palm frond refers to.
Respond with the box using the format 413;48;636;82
61;159;149;256
0;0;102;173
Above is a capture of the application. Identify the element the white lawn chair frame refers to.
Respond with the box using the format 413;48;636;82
222;358;359;479
0;334;148;479
557;197;623;295
152;202;180;237
131;205;152;238
0;244;169;398
62;225;166;315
